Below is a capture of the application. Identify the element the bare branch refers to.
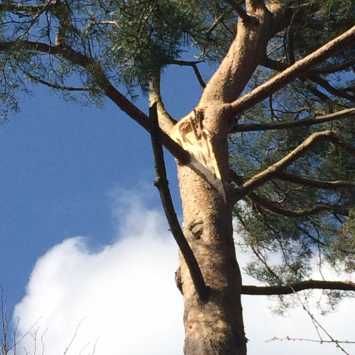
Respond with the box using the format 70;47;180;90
149;103;209;302
237;130;355;196
241;280;355;295
274;172;355;190
227;25;355;115
262;58;355;102
232;108;355;132
24;71;90;92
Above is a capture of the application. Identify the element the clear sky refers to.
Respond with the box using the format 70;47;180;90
0;65;354;355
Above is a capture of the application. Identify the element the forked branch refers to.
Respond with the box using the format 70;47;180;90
149;103;209;302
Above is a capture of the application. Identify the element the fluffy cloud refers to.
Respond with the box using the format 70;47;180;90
13;190;354;355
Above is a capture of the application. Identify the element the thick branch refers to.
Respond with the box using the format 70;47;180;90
0;39;152;132
239;130;355;195
241;280;355;295
199;3;273;106
0;40;224;194
149;104;209;302
148;73;176;134
227;25;355;115
232;108;355;132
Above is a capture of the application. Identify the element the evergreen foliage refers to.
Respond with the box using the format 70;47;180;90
0;0;354;308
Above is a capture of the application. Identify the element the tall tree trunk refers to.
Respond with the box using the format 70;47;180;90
176;129;246;355
166;4;284;354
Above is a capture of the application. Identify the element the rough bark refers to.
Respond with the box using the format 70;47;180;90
177;149;246;355
174;4;277;355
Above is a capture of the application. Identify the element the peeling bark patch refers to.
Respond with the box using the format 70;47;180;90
171;110;221;179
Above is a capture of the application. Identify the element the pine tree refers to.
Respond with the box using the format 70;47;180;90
1;1;354;354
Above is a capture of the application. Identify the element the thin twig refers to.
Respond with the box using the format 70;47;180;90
241;280;355;295
266;336;355;344
169;60;206;88
232;108;355;133
206;12;226;36
24;71;90;92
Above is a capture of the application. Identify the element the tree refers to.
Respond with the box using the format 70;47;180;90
0;1;354;354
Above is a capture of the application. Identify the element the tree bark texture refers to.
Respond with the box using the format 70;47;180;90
177;148;246;355
173;4;276;354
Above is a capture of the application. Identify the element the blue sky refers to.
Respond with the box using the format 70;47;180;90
0;63;354;355
0;62;205;310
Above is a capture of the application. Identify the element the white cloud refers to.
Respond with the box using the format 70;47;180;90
13;190;354;355
14;191;184;355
